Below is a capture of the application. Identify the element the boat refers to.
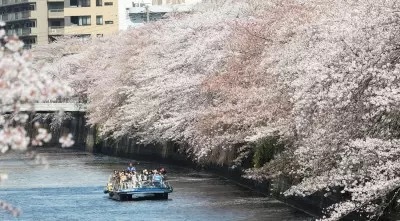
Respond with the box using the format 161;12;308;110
104;171;173;201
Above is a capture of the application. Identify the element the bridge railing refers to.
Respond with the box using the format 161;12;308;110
32;102;87;112
40;96;87;104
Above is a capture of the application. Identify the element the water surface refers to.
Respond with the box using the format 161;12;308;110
0;148;310;221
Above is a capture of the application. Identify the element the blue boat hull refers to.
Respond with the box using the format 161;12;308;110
108;187;173;201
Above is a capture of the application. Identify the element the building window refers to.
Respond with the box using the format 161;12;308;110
15;3;35;11
25;20;36;27
96;0;102;6
22;37;37;49
48;2;64;11
70;0;77;6
81;0;90;6
27;4;35;11
50;20;62;26
24;37;36;44
96;34;103;37
104;2;113;5
71;16;91;26
96;15;103;25
105;20;113;24
133;3;146;6
70;0;90;7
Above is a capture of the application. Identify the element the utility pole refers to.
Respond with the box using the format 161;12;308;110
145;5;150;22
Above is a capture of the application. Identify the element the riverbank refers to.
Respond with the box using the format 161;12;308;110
28;113;342;220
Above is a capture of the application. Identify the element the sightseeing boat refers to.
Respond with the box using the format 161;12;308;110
104;171;173;201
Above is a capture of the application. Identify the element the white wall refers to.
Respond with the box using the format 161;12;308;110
118;0;203;30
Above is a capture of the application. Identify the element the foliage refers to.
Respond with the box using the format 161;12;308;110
0;21;73;216
267;1;400;220
252;136;283;168
0;23;73;152
33;112;73;132
34;0;400;220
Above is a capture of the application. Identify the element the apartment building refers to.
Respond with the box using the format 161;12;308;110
152;0;190;4
119;0;201;30
0;0;119;48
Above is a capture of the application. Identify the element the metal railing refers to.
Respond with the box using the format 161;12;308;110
0;0;29;7
49;8;64;12
48;8;63;18
6;27;31;36
0;10;31;21
68;2;90;7
110;177;171;191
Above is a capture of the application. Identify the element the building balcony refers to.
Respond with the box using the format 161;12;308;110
48;26;64;35
0;10;32;22
48;9;64;18
63;24;91;35
64;7;92;16
0;0;34;7
6;27;37;36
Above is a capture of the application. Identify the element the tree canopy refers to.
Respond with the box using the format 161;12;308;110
35;0;400;219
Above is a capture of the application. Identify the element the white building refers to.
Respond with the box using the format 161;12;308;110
118;0;202;30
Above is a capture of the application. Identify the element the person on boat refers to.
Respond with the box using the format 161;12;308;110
120;171;128;189
152;172;163;187
158;167;167;175
127;162;136;172
142;169;149;181
127;172;133;181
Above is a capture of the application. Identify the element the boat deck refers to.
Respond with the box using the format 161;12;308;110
105;175;173;201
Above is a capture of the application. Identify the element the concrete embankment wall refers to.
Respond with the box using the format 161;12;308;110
93;137;327;219
26;112;95;151
94;139;192;166
94;137;383;220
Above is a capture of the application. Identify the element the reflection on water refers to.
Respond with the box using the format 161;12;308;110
0;148;311;221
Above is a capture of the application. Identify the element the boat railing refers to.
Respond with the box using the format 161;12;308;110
163;181;172;189
106;172;173;192
110;179;172;191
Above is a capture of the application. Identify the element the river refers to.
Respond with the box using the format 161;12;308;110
0;148;311;221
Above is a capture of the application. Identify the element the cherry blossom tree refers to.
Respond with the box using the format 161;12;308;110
35;3;240;159
257;0;400;220
0;21;72;216
34;0;400;220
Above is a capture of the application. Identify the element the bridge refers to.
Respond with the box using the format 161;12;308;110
21;103;87;112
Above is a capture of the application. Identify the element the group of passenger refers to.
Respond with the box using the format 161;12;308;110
107;162;168;191
126;162;167;174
